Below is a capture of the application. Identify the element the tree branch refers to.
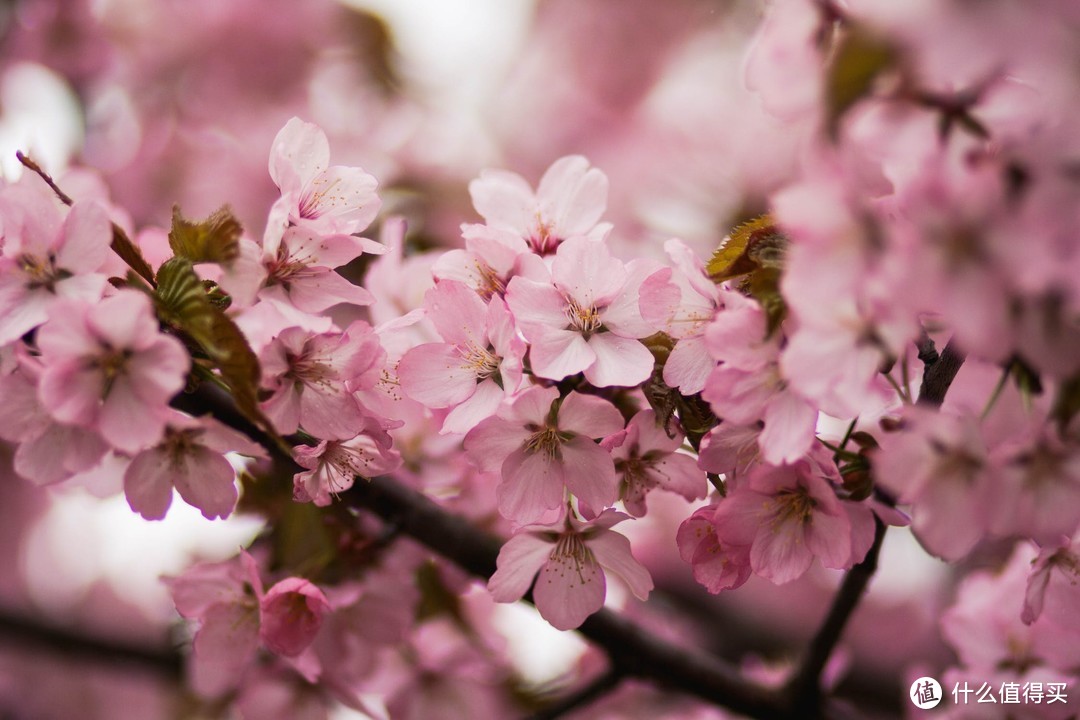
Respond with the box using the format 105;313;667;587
0;609;183;678
917;337;965;407
784;518;886;711
176;383;789;719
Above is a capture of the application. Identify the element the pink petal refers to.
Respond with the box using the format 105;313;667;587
529;329;595;381
441;378;504;434
505;276;568;334
588;530;653;601
284;269;374;313
424;279;488;347
488;532;553;602
398;343;478;408
299;165;380;234
38;360;103;427
662;337;714;395
557;391;625;438
55;200;110;272
560;436;618;512
123;448;175;520
533;547;605;630
583;333;653;388
191;602;260;698
269;117;329;192
469;168;535;232
464;416;532;473
86;291;159;351
760;391;818;464
173;447;238;520
536;155;608;238
99;376;168;453
552;238;625;308
497;448;567;524
259;578;330;657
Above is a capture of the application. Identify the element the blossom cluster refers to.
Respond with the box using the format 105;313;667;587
3;0;1080;717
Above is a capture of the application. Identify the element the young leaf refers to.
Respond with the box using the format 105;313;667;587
155;257;272;435
168;205;242;264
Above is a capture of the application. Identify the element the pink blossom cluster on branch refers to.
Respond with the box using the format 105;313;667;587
3;0;1080;718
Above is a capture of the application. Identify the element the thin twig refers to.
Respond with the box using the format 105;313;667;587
525;668;623;720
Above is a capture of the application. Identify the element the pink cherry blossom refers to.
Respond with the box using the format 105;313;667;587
712;457;873;584
488;510;653;630
263;117;381;251
258;226;380;313
676;505;752;594
638;238;722;395
397;279;525;434
702;290;818;465
506;237;656;387
259;577;331;658
873;407;995;561
608;409;706;517
259;321;384;440
165;552;264;698
35;291;190;454
0;178;112;345
0;355;108;485
123;413;265;520
1022;535;1080;633
291;420;402;506
469;155;611;256
464;386;625;524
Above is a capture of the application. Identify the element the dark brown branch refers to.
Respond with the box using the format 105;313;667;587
784;518;886;712
917;337;965;407
525;668;623;720
0;609;183;678
174;383;789;719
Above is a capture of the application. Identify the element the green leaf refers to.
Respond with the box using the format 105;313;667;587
825;26;896;139
168;205;242;264
155;257;271;434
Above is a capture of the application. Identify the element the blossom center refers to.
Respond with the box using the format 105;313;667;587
524;427;564;459
550;532;595;585
297;177;343;220
529;217;559;256
460;341;501;380
565;297;602;337
19;252;66;290
770;487;816;527
286;352;336;388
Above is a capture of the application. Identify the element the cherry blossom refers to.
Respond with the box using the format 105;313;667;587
638;238;722;395
259;321;384;440
712;456;875;584
468;155;611;256
35;291;189;454
464;385;625;524
397;279;525;434
488;510;653;630
0;180;112;345
291;419;402;506
123;413;265;520
607;409;706;517
263;117;381;251
506;237;656;387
